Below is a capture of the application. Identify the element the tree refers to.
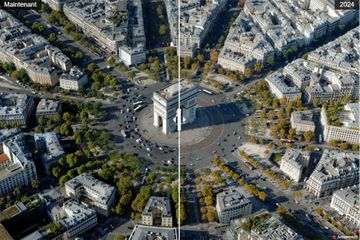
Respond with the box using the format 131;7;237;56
31;179;40;189
52;166;62;178
159;25;167;35
210;51;218;62
267;56;275;66
339;142;349;150
279;128;286;138
48;33;57;43
207;208;216;222
294;191;302;201
276;206;287;216
258;191;267;201
31;22;44;33
183;56;191;69
115;235;125;240
352;144;359;152
323;214;329;222
312;98;320;107
316;208;323;216
87;63;97;73
204;196;213;206
288;128;296;140
238;0;246;7
108;57;116;66
62;112;73;122
303;131;314;142
127;71;135;79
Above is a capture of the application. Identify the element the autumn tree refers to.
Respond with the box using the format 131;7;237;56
210;51;219;62
303;131;314;142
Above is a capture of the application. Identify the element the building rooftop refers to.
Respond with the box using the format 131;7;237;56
156;82;197;100
281;149;310;170
65;173;115;206
0;132;34;182
129;225;177;240
143;196;172;218
333;185;359;207
217;187;251;210
34;132;64;164
309;149;359;183
60;200;96;229
252;215;304;240
36;99;61;115
0;93;32;118
291;110;315;126
59;66;87;82
266;71;301;94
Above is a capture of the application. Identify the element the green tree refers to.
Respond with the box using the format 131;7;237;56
159;25;167;35
31;179;40;189
48;33;58;43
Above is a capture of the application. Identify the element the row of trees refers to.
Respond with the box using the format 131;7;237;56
214;157;268;201
316;208;353;236
239;151;290;190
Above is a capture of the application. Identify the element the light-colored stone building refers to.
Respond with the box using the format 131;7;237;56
0;130;38;195
60;200;98;240
129;225;177;240
36;99;62;119
0;93;34;127
306;149;359;197
152;82;198;134
59;66;88;91
142;196;173;227
320;103;360;145
280;149;311;182
265;71;302;101
35;132;65;175
330;185;360;227
64;173;116;216
216;187;252;224
290;110;316;133
119;45;146;66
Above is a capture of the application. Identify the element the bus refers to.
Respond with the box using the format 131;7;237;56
134;105;144;112
202;89;213;95
133;101;144;106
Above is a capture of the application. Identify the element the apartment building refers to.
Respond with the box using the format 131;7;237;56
64;173;116;216
0;131;38;195
306;149;359;197
216;187;252;224
142;196;173;227
290;110;316;133
280;149;311;182
34;132;65;175
320;103;360;145
59;66;88;91
265;71;302;101
0;93;34;127
36;99;62;119
129;225;177;240
330;185;360;227
60;200;98;240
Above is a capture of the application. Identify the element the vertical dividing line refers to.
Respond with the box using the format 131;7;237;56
177;0;181;239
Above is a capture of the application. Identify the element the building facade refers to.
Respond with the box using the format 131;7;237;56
142;196;173;227
64;173;116;216
0;131;38;195
306;149;359;197
280;149;310;182
216;187;252;224
320;104;360;145
330;185;360;227
59;66;88;91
